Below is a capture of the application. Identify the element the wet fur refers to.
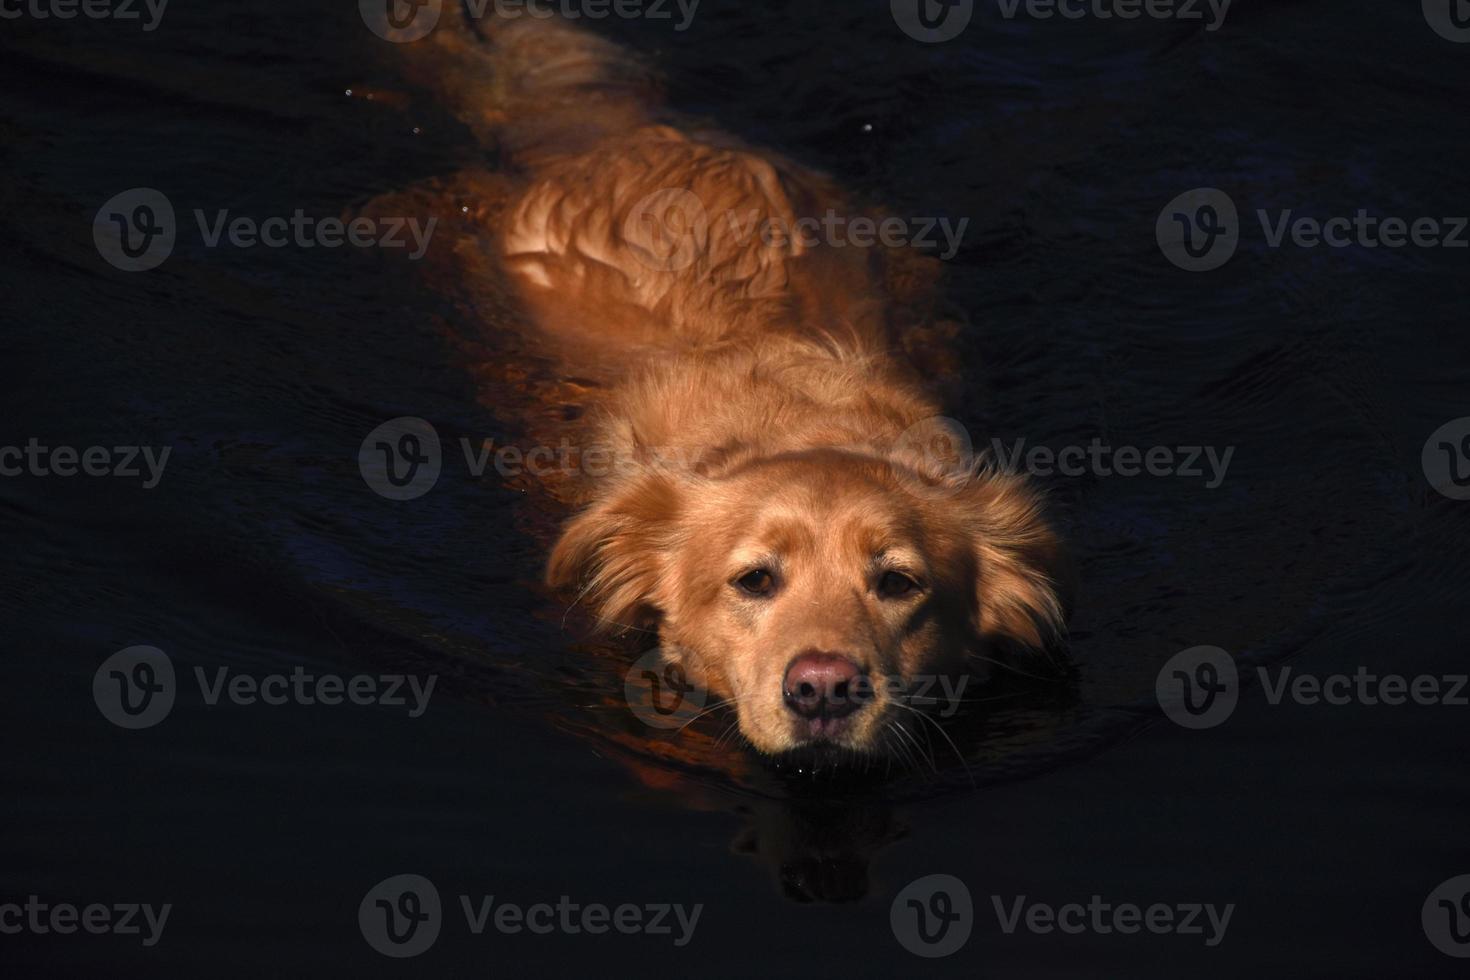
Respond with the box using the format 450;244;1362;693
420;12;1068;756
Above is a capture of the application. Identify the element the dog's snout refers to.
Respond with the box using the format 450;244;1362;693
783;652;871;719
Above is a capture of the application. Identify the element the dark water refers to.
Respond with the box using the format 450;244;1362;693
4;0;1469;975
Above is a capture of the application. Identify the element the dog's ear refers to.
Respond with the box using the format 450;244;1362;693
546;467;686;632
954;472;1070;653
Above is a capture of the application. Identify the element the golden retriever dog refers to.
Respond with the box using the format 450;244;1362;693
412;11;1068;763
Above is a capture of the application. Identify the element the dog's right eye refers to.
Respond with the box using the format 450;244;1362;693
734;568;777;597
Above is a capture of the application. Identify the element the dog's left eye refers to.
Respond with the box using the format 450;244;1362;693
877;570;921;598
734;568;777;597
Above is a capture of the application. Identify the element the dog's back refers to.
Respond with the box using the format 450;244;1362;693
418;11;902;353
380;10;1069;760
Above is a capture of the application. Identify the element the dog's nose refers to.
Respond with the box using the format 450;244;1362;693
783;653;870;719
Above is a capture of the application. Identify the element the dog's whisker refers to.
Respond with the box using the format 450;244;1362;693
965;651;1058;683
882;717;922;774
890;701;973;786
674;695;747;732
897;689;1029;706
890;719;929;774
713;717;746;752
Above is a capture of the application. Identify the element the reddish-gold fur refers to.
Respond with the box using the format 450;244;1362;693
428;15;1066;756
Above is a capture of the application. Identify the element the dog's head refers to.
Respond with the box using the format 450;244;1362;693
548;446;1066;761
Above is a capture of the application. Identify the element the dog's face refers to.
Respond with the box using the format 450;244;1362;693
549;449;1064;759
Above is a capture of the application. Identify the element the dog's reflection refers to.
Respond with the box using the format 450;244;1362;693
729;793;904;905
559;647;1075;905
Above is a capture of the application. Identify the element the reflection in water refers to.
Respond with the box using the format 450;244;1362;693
732;797;904;905
543;630;1081;901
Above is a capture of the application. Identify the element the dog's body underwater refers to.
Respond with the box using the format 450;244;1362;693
413;12;1068;761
